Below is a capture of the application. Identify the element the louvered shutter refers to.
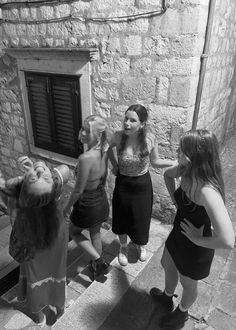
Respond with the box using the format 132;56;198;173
26;75;53;149
25;72;83;158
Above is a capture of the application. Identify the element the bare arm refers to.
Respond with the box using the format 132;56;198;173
181;187;235;250
63;155;90;216
108;131;120;175
150;143;176;169
163;164;180;205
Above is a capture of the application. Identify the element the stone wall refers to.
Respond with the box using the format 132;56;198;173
197;0;236;144
0;0;209;222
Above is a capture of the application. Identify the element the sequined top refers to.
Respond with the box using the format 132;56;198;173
117;132;156;176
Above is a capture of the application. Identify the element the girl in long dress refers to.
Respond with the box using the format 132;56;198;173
1;157;70;326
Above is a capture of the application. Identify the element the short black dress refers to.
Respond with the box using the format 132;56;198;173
70;183;109;229
166;187;215;280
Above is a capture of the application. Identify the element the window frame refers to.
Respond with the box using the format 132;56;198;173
25;71;83;158
6;48;97;166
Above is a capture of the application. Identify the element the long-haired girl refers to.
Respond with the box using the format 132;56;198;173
150;129;235;329
108;104;174;266
1;157;70;327
63;115;110;279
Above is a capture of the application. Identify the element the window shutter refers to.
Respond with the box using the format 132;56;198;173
25;72;83;158
26;75;53;149
51;76;82;157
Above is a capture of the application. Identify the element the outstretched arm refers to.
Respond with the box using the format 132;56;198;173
108;131;120;176
150;140;176;169
63;155;90;217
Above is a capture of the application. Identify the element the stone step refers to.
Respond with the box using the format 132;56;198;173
53;221;170;330
0;220;170;329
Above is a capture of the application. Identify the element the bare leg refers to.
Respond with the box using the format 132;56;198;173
179;274;198;310
161;247;179;295
90;224;102;255
70;223;100;260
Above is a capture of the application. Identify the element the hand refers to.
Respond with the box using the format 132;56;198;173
18;156;33;172
180;219;205;245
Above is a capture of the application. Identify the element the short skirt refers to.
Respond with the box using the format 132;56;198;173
112;172;153;245
166;227;215;280
70;184;109;229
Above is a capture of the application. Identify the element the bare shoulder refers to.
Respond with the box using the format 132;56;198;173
78;152;94;164
199;185;224;206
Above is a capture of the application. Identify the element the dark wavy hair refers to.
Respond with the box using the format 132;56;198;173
180;129;225;201
119;104;149;157
16;182;60;252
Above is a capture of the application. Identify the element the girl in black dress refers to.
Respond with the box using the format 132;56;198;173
150;129;235;329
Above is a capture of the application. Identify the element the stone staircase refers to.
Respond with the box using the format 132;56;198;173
0;220;171;330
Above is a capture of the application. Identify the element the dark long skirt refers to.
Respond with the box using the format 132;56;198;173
70;184;109;229
112;172;153;245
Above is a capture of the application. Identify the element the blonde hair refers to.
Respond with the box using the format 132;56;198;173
84;115;108;153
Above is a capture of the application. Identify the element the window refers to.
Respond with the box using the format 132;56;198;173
6;48;98;165
25;72;83;158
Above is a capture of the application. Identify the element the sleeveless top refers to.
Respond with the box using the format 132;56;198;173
117;132;155;177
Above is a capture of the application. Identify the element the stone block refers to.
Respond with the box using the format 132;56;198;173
113;57;130;75
53;267;134;330
143;36;169;56
158;76;169;104
212;283;236;317
20;7;30;20
121;77;156;101
39;6;54;20
169;76;198;107
207;308;236;330
13;139;23;153
94;86;107;100
123;35;142;56
221;249;236;285
55;4;71;18
0;307;33;330
130;57;152;75
154;57;200;77
3;23;17;36
127;18;149;34
188;281;214;319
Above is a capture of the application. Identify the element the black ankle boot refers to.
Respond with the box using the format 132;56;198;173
90;258;110;280
150;287;177;312
159;306;189;329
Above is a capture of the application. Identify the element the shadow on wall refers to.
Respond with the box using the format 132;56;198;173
222;56;236;144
